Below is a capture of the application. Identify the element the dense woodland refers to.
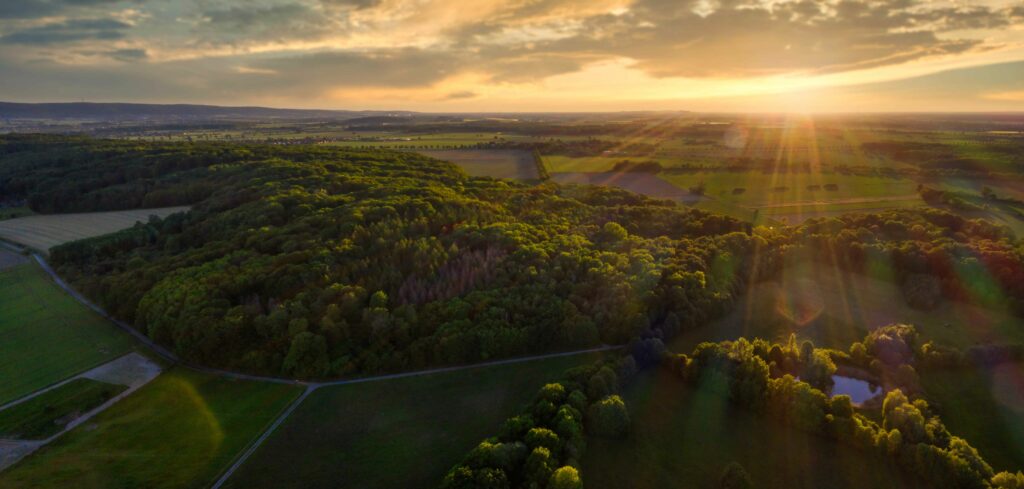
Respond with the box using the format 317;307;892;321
3;135;1023;380
0;135;761;377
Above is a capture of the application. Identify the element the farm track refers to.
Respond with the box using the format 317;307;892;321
25;250;622;487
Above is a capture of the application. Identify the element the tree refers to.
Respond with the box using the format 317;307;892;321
720;462;753;489
548;466;583;489
587;395;630;437
282;332;329;378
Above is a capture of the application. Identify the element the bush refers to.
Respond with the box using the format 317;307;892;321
548;466;583;489
720;462;753;489
586;395;630;437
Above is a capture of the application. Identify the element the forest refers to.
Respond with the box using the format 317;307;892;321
3;135;1023;382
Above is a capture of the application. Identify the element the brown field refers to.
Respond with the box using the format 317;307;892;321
417;149;539;180
551;172;704;203
0;207;189;252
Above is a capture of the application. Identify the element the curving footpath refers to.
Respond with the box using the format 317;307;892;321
23;250;622;488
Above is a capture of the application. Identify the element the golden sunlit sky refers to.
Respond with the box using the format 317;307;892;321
1;0;1023;112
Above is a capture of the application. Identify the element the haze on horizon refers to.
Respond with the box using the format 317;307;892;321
1;0;1024;113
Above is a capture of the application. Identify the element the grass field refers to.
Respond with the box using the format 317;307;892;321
582;368;918;489
0;378;127;440
0;259;135;405
669;256;1023;355
0;367;301;489
551;172;699;202
222;352;606;489
920;363;1024;472
660;171;918;207
418;149;539;179
0;207;188;252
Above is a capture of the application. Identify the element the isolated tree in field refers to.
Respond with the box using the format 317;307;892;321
587;395;630;437
548;466;583;489
283;332;329;378
720;462;753;489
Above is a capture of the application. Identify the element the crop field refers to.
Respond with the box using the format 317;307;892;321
0;367;302;489
920;363;1024;472
222;352;606;489
669;255;1023;355
0;257;135;405
0;207;188;252
659;171;919;207
582;368;917;489
418;149;539;179
552;172;701;202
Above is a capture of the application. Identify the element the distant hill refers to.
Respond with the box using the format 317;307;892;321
0;102;415;121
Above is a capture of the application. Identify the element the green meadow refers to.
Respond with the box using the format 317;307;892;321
582;368;918;489
0;262;135;405
0;367;301;489
222;352;606;489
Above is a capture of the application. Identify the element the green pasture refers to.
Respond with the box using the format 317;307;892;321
660;171;918;207
920;364;1024;473
669;256;1024;355
582;368;918;489
0;367;302;489
0;378;126;440
222;352;606;489
0;262;135;405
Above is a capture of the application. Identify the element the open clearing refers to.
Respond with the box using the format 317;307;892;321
582;368;918;489
0;256;135;405
221;352;605;489
0;207;188;252
920;362;1024;472
552;172;703;203
0;367;301;489
418;149;539;180
669;256;1022;354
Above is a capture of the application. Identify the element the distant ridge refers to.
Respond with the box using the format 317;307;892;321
0;102;416;121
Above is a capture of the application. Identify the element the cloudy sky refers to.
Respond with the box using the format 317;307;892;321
1;0;1023;111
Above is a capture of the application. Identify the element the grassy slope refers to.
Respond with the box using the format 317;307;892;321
0;367;301;489
0;378;127;439
920;363;1024;472
223;352;606;489
0;263;135;404
582;368;920;489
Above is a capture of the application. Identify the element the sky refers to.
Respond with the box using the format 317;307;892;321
1;0;1023;112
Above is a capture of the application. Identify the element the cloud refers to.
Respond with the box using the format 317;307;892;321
0;0;127;19
0;0;1021;108
106;47;147;61
0;18;132;45
440;90;477;100
195;2;333;44
508;0;1015;78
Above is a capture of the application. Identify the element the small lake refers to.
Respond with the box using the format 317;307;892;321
832;375;882;404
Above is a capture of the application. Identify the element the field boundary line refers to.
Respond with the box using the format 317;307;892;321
209;385;316;489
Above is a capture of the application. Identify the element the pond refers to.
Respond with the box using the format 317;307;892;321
832;375;882;404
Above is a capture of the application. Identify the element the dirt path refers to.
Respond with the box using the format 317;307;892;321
21;251;623;485
0;353;162;472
